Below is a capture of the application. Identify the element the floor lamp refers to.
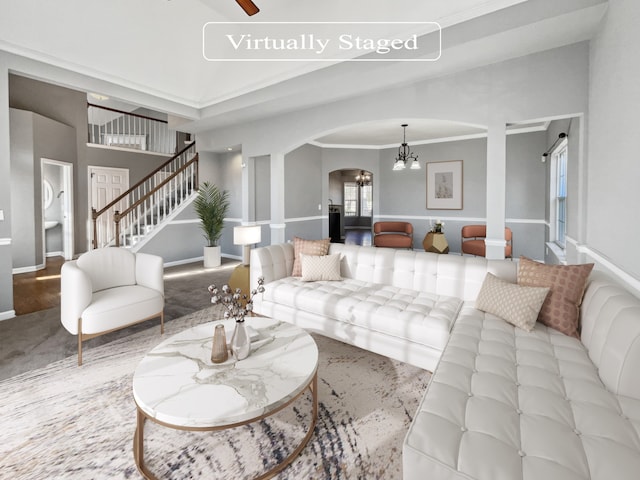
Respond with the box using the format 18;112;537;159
229;225;261;299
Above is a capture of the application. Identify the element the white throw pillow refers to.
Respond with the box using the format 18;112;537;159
300;253;342;282
476;273;550;332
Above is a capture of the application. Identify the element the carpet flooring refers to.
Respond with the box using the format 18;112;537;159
0;259;240;380
0;308;430;479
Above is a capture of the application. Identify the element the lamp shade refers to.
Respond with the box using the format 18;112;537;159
234;225;261;246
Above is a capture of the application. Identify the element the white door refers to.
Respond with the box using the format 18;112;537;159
89;166;129;248
42;159;75;260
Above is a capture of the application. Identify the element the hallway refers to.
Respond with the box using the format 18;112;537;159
12;257;63;316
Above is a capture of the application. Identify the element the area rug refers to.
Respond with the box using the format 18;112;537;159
0;307;430;479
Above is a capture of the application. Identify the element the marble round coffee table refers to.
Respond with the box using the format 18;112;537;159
132;317;318;480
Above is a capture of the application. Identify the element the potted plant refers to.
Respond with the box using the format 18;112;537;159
194;182;230;268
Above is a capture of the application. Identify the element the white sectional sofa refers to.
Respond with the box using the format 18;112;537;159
250;242;640;479
251;242;517;371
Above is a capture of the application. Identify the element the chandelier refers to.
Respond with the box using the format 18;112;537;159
393;124;420;171
355;170;371;187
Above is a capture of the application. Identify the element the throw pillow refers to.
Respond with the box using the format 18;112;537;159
517;256;594;337
476;273;550;332
292;237;331;277
300;254;342;282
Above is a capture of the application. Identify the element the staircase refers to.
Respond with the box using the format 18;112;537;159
91;141;198;250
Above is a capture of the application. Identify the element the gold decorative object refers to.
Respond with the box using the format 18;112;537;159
423;232;449;254
211;324;228;363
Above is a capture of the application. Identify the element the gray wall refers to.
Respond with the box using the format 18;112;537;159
9;75;86;251
373;134;545;258
284;144;323;240
377;138;487;252
505;131;547;261
138;150;245;263
0;61;11;317
10;109;76;269
587;1;640;284
254;155;271;223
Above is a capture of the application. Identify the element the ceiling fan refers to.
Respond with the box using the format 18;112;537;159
235;0;260;16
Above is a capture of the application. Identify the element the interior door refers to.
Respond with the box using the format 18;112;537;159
89;166;129;247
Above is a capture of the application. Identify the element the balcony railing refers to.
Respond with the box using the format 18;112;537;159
87;103;179;155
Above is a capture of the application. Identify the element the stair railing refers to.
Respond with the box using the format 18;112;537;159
87;102;179;155
92;141;198;249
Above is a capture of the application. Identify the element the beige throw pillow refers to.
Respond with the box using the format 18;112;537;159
476;273;550;332
517;256;594;338
292;237;331;277
300;254;342;282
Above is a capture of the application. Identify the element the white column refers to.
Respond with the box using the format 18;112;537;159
241;153;255;224
485;120;507;260
270;153;286;245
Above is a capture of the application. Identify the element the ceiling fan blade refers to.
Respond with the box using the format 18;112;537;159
235;0;260;16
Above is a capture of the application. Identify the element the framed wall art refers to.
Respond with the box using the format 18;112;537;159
426;160;463;210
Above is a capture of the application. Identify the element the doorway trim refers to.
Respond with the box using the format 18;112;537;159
41;158;74;261
87;165;130;250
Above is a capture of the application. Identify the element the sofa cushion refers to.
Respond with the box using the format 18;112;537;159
261;277;462;351
404;307;640;480
517;256;593;337
81;285;164;334
300;253;342;282
475;273;549;332
292;237;330;277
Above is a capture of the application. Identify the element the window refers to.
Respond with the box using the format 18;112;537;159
360;185;373;217
344;182;358;217
553;143;568;248
344;182;372;217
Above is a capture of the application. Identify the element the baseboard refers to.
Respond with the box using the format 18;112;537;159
0;310;16;321
163;256;204;268
46;251;64;258
12;263;46;274
163;254;242;268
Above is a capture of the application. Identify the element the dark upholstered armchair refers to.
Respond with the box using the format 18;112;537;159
460;225;512;258
373;222;413;249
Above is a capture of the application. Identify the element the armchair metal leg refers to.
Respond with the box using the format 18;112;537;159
77;318;83;366
160;311;165;334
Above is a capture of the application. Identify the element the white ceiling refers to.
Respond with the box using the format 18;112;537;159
0;0;607;145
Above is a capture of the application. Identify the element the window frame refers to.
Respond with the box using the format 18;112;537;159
343;181;372;218
549;139;568;249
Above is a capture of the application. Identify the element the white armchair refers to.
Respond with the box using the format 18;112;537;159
61;247;165;365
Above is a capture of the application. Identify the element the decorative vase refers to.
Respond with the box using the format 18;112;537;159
211;324;228;363
230;320;251;360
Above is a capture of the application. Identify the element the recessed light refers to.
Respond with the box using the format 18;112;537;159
227;147;233;151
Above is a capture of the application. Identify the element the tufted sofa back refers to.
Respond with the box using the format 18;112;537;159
251;243;517;302
580;270;640;399
329;244;517;301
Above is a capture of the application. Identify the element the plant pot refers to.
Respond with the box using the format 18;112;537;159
204;246;221;268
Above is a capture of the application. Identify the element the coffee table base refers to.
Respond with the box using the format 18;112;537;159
133;370;318;480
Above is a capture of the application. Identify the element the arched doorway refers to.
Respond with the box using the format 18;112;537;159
328;168;373;246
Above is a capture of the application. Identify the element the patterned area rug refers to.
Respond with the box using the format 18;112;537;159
0;308;430;479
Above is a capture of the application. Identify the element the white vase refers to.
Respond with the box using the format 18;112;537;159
203;246;221;268
231;320;251;360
